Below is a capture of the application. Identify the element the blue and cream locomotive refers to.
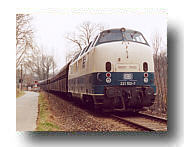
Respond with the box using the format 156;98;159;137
39;28;156;112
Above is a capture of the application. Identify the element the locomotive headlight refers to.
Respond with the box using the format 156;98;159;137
144;72;148;77
106;72;111;78
144;77;148;83
106;77;111;83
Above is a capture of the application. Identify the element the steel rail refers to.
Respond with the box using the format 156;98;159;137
138;112;167;123
111;114;155;131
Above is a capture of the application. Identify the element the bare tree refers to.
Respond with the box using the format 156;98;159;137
152;32;162;55
66;32;83;51
24;48;42;79
41;54;56;79
66;21;104;50
16;14;58;88
65;21;105;62
24;47;57;81
150;32;167;114
16;14;33;69
77;21;104;47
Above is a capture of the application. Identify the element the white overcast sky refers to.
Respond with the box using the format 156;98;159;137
31;9;167;69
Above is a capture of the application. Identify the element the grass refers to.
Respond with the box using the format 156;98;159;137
16;88;25;98
36;92;60;131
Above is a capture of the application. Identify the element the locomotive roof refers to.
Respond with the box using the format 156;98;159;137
102;28;141;33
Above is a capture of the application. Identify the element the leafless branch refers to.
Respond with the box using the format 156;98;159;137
65;21;105;62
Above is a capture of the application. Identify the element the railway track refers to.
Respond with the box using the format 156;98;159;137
111;113;167;131
137;112;167;123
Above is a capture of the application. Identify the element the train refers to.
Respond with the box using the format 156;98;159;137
38;27;156;112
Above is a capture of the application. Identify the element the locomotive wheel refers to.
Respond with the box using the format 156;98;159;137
84;96;102;114
67;92;73;101
93;105;103;114
83;96;95;110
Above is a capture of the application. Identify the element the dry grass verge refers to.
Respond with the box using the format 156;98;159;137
16;88;25;98
36;92;60;131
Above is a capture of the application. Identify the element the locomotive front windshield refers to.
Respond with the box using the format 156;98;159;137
97;29;149;46
99;30;123;43
123;30;147;45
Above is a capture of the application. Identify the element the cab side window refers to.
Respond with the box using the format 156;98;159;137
91;35;98;47
72;52;80;63
85;42;92;53
80;47;87;56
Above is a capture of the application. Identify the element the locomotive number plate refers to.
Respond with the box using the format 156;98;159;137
120;81;136;86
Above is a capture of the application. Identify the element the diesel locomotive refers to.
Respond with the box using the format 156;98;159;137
39;28;156;112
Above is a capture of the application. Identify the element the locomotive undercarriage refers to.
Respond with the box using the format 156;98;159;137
93;86;155;112
43;86;155;113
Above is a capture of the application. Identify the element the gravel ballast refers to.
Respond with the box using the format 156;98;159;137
42;92;138;132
